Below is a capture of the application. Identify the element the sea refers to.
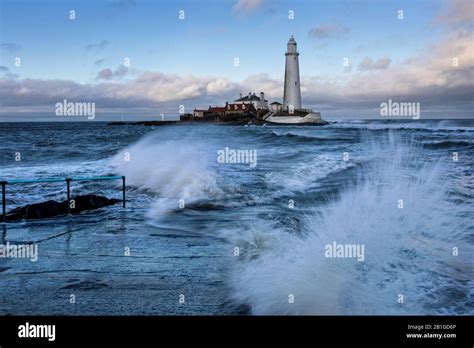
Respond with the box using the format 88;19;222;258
0;119;472;315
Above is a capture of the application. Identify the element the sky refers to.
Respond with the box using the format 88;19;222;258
0;0;473;121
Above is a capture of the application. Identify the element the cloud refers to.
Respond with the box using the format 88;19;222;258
85;40;109;51
232;0;264;16
2;21;473;118
343;65;353;73
96;69;114;80
0;71;241;115
308;24;350;39
2;43;471;119
299;28;473;116
1;0;473;119
0;42;21;53
241;74;282;98
0;66;18;79
124;71;238;103
96;65;129;80
436;0;474;28
94;59;105;66
358;57;392;71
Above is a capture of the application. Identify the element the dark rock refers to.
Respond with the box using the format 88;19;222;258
26;200;65;219
5;194;121;221
3;209;25;221
61;280;108;290
71;195;120;212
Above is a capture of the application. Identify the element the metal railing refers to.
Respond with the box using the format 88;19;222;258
0;175;126;222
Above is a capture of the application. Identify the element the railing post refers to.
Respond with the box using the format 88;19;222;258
1;182;6;222
66;178;71;214
122;176;126;208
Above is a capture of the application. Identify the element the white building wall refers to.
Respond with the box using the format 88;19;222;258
254;100;269;110
234;98;268;110
270;104;282;112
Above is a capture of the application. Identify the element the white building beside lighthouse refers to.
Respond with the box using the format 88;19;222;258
283;35;302;111
234;92;268;110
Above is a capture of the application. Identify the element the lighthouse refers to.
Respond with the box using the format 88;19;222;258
264;36;325;124
283;35;302;111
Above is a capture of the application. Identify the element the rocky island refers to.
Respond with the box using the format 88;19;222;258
108;36;329;127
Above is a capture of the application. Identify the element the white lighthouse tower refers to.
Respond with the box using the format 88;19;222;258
264;36;325;125
283;35;302;111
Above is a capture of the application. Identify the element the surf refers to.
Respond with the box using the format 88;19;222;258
228;132;473;315
110;132;224;216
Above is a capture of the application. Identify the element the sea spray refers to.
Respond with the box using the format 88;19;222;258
110;133;223;216
229;133;471;315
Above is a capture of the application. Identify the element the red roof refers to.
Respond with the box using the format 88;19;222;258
208;107;226;113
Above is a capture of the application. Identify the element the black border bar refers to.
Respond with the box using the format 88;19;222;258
0;315;471;346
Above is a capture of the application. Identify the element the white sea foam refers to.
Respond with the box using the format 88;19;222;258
264;153;355;194
110;134;223;216
330;120;473;132
229;133;472;314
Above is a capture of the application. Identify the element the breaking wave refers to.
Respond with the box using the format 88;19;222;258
268;130;354;143
110;132;224;216
423;140;473;150
229;133;473;315
329;119;474;132
264;153;356;194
